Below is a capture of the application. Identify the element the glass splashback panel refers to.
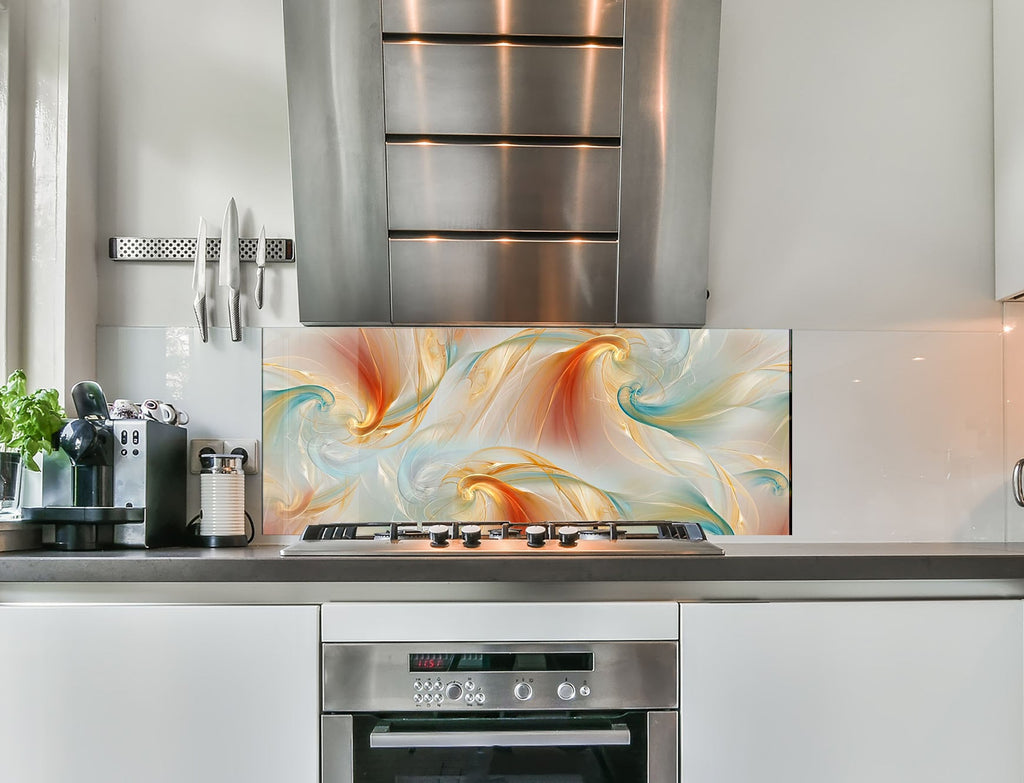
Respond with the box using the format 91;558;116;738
262;328;790;535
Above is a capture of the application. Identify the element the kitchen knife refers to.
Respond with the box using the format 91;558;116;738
192;217;209;342
254;224;266;310
219;197;241;342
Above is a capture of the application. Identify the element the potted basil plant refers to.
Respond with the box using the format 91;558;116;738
0;370;65;516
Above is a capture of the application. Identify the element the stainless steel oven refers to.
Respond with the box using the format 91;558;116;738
321;641;678;783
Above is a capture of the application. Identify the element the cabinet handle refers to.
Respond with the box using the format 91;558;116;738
369;723;630;749
1013;458;1024;507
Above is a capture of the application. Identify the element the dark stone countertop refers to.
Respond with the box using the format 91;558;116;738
2;540;1024;585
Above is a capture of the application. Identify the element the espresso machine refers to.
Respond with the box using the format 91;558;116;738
22;381;187;550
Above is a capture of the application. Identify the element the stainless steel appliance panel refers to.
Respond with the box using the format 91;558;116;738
390;238;617;323
322;715;354;783
368;722;632;748
617;0;721;325
322;641;678;712
283;0;392;325
382;0;625;37
647;712;679;783
383;42;623;137
111;420;186;547
386;143;621;232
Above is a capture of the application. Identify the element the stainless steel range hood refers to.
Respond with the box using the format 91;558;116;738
283;0;721;326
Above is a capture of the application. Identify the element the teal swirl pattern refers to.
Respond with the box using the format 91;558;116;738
262;328;791;535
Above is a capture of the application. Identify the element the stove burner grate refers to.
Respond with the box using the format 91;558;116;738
284;519;723;557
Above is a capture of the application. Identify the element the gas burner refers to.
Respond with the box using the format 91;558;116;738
281;520;723;557
487;523;523;540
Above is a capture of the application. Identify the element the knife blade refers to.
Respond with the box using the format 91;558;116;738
191;217;209;342
254;224;266;310
219;197;241;342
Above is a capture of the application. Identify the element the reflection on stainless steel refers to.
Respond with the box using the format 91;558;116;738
368;724;631;748
284;0;721;326
323;641;678;712
617;0;722;326
283;0;391;325
1013;458;1024;507
382;0;625;37
322;715;355;783
282;521;723;556
390;238;617;323
647;712;679;783
384;42;623;137
386;143;621;231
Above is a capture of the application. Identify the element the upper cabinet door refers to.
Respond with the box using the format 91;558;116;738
995;0;1024;300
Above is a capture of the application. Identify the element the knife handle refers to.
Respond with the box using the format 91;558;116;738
193;294;209;343
254;266;265;310
228;289;241;342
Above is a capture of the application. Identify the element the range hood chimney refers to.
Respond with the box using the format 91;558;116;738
283;0;721;326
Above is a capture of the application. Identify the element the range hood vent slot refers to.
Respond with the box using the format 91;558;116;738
284;0;721;326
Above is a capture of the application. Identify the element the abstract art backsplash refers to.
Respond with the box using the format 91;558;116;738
262;328;791;535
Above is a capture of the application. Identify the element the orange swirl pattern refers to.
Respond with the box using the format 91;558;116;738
263;328;791;535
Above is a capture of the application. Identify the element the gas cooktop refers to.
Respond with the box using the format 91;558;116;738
280;520;723;557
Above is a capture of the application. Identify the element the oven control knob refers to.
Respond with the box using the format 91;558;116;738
445;682;463;701
556;682;576;701
557;526;580;546
525;525;547;548
428;524;450;547
513;682;533;701
461;524;482;548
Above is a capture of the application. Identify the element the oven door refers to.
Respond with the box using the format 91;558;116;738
322;711;677;783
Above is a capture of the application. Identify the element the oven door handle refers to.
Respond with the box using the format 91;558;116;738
368;723;631;749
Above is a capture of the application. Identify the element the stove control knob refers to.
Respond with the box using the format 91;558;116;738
557;526;580;546
428;524;450;547
445;682;463;701
513;682;533;701
556;682;576;701
461;524;482;548
525;525;547;548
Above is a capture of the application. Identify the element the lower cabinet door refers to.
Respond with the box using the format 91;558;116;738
680;600;1024;783
0;604;319;783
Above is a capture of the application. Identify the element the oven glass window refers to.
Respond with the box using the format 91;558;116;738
347;713;648;783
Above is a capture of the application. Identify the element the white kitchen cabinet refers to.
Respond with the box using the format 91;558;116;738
995;0;1024;300
680;601;1023;783
0;604;319;783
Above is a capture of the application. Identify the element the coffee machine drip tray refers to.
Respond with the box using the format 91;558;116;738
20;506;146;551
21;507;145;523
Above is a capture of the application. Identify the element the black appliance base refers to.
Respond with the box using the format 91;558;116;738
192;533;249;548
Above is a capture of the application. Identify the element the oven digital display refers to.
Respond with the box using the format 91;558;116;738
409;652;594;673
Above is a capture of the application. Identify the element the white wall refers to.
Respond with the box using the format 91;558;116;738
96;0;296;328
90;0;1006;541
